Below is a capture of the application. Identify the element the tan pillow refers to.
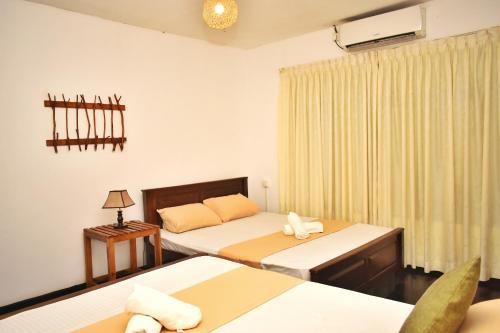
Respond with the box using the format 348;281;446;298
457;299;500;333
203;193;260;222
157;203;222;233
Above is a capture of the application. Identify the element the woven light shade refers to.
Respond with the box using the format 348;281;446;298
203;0;238;30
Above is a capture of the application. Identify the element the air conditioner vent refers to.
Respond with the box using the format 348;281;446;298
345;32;418;51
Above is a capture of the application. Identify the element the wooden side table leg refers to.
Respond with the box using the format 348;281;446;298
106;239;116;281
84;235;94;287
154;230;162;266
129;238;137;274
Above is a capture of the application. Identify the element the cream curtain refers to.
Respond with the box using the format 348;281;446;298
278;27;500;280
279;53;378;223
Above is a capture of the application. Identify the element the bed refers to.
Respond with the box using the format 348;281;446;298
142;177;404;297
0;255;413;332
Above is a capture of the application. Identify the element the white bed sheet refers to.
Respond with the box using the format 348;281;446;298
154;212;394;279
0;256;412;333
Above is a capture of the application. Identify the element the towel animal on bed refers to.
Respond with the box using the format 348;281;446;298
125;314;162;333
125;284;202;333
283;212;324;240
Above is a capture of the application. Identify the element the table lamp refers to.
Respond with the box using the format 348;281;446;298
102;190;135;229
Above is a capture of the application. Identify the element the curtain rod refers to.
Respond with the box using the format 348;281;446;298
278;25;499;73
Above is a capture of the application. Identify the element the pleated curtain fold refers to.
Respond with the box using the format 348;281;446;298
278;27;500;280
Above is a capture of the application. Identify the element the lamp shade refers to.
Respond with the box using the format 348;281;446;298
203;0;238;30
102;190;135;209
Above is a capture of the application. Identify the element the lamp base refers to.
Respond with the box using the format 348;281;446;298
113;209;127;229
113;222;127;229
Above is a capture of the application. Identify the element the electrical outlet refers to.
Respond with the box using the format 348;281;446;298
262;179;270;189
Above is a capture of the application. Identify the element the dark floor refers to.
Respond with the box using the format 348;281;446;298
387;266;500;305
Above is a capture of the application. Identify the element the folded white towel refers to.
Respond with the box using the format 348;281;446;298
287;212;309;240
283;221;323;235
125;314;162;333
282;224;294;236
304;221;323;233
126;284;202;331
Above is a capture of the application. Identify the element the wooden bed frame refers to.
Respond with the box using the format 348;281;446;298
142;177;403;297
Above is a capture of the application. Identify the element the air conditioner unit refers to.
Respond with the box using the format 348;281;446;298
336;5;425;52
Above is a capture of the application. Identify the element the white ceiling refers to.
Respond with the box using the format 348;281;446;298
25;0;425;49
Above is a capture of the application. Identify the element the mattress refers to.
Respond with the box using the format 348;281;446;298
0;256;413;333
153;212;394;279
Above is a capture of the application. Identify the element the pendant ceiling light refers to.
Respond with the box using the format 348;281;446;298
203;0;239;30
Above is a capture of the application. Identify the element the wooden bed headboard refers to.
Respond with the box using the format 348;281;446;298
142;177;248;227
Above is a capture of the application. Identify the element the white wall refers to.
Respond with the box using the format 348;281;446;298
1;0;499;306
0;0;248;306
237;0;500;214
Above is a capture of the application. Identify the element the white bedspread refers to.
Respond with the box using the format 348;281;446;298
154;212;394;279
0;256;412;333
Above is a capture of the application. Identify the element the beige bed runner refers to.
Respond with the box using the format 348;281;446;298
73;266;303;333
218;219;353;268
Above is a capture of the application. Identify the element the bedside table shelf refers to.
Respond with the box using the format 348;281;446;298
84;220;162;287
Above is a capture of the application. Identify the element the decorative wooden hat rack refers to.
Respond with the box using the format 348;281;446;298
44;93;127;153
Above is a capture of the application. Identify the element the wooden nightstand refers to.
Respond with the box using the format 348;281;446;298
83;220;162;287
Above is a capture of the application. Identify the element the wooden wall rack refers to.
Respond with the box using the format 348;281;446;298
44;93;127;153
